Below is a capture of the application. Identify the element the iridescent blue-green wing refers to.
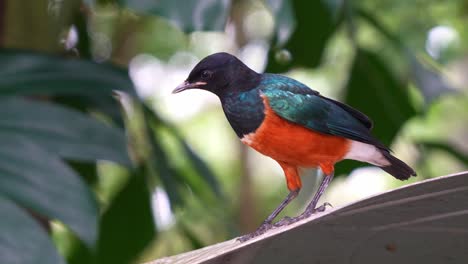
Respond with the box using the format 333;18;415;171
260;78;385;149
261;88;331;133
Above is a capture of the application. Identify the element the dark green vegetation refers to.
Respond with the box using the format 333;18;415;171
0;0;466;263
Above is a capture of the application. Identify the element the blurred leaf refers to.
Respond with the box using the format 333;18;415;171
145;123;184;208
356;9;456;107
68;161;99;186
345;48;416;145
113;93;184;207
0;97;131;165
178;221;204;250
97;167;155;264
177;139;223;198
82;0;95;5
266;0;296;46
410;55;457;105
420;141;468;165
0;49;136;96
0;49;136;126
338;48;416;175
356;7;404;52
64;232;94;264
3;0;80;52
142;105;222;205
71;5;92;59
0;197;65;264
0;136;98;247
266;0;343;72
117;0;230;32
53;95;125;127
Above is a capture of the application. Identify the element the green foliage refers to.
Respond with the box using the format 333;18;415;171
116;0;230;32
142;106;222;202
410;56;457;105
267;0;342;72
345;49;416;146
0;50;136;97
0;198;66;264
96;167;155;264
0;133;99;247
0;96;130;164
0;1;223;262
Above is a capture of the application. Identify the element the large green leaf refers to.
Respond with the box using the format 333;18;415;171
178;139;223;198
112;92;182;207
0;197;65;264
146;127;184;208
356;9;456;107
116;0;230;32
142;105;222;206
337;48;416;175
344;49;416;145
0;97;130;165
266;0;343;72
0;49;136;96
0;136;98;247
114;93;222;209
97;168;155;264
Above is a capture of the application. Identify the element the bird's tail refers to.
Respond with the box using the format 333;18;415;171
380;150;416;180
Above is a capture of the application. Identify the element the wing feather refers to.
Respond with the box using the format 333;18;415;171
259;75;387;150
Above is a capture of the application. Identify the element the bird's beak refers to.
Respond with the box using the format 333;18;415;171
172;81;207;94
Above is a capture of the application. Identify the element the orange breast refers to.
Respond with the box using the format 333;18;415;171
241;95;351;175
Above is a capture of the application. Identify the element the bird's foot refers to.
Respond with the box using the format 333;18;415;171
301;202;333;218
237;222;273;242
273;202;333;228
273;216;301;227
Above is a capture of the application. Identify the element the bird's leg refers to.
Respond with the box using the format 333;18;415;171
238;189;299;242
274;172;334;227
301;171;334;217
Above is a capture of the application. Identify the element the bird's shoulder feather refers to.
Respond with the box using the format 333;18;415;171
258;74;386;150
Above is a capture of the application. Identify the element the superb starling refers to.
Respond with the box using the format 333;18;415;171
173;52;416;242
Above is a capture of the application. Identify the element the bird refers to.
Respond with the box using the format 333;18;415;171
173;52;416;242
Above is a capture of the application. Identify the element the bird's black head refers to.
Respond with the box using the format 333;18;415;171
173;52;260;96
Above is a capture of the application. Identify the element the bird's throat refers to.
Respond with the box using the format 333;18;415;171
221;89;265;138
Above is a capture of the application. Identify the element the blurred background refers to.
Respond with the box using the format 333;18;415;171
1;0;467;264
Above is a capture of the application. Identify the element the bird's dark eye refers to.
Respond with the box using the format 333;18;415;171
201;70;212;80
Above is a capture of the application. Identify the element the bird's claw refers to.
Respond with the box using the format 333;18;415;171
237;222;273;242
273;202;334;228
238;203;333;242
302;202;333;217
275;202;334;228
317;202;333;211
312;202;333;214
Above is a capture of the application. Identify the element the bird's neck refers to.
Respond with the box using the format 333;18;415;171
217;65;261;96
220;88;265;138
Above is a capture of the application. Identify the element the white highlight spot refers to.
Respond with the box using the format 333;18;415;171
62;25;78;50
426;25;459;59
151;187;175;230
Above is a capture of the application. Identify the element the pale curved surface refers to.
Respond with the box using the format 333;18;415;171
149;171;468;264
